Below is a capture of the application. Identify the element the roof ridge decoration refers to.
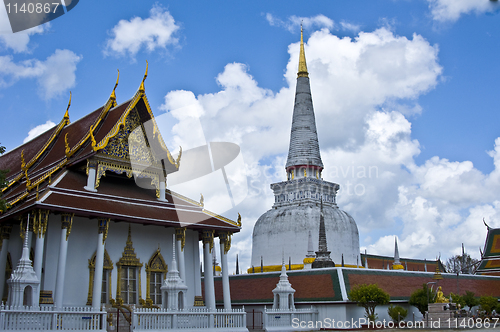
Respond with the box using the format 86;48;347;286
3;92;72;193
110;69;119;101
4;74;133;210
91;61;180;170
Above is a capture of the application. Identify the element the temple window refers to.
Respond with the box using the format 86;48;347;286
146;248;168;306
121;267;138;304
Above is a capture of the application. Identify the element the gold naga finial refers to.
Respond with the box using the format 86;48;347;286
110;69;120;100
297;23;309;78
90;125;97;151
200;193;204;207
24;168;31;188
139;60;148;92
64;91;71;124
20;149;26;170
175;146;182;168
64;133;71;157
237;213;242;227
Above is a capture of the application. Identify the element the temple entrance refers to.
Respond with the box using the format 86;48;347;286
108;306;131;332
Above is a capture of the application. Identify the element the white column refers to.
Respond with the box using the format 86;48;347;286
202;231;216;310
92;235;104;308
34;233;45;298
193;235;202;304
92;219;108;308
175;228;186;281
55;214;73;308
33;210;49;302
0;225;12;300
84;165;97;192
158;180;167;201
219;233;231;310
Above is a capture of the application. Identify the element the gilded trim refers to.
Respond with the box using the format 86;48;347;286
33;209;49;238
61;213;74;241
202;230;214;253
94;160;160;197
98;218;110;244
175;228;186;251
219;232;232;255
3;104;70;193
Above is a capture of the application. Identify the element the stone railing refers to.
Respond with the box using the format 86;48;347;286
133;307;248;331
0;305;106;331
263;306;318;332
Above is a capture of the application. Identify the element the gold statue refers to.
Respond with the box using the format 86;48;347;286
435;286;449;303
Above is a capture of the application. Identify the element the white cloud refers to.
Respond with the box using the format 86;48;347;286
0;49;81;100
0;24;48;53
427;0;499;22
266;13;334;32
104;4;180;60
23;120;56;143
37;49;81;100
340;21;361;33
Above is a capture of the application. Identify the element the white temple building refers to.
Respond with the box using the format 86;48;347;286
0;69;247;331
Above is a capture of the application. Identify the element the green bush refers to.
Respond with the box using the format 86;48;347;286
450;292;466;309
463;291;479;312
479;296;499;315
388;304;408;323
348;284;390;321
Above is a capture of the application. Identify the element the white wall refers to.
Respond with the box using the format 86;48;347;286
27;214;201;307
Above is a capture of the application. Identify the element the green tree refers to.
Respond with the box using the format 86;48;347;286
479;296;499;315
450;293;466;309
348;284;390;321
409;284;436;315
387;304;408;323
0;143;8;213
462;291;479;312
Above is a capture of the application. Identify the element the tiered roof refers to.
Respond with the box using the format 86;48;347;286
0;69;240;234
476;226;500;276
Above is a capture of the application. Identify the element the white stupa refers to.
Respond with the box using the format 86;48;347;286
251;27;360;271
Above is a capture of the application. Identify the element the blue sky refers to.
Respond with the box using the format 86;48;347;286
1;0;499;272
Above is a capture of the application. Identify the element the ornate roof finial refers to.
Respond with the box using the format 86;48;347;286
298;24;308;78
139;60;148;92
63;91;71;124
483;218;491;231
237;213;242;227
64;133;71;157
110;69;120;100
89;125;97;151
